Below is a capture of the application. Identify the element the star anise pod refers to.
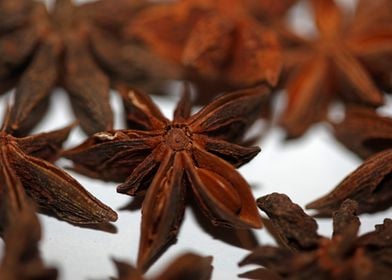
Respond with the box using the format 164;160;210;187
0;107;117;225
278;0;392;138
125;0;282;100
239;193;392;279
0;0;148;135
113;252;213;280
0;197;58;280
306;149;392;216
64;86;266;270
332;106;392;159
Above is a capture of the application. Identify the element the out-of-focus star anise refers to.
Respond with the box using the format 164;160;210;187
0;0;147;135
244;0;298;24
239;193;392;279
125;0;282;100
64;86;266;270
0;107;117;225
113;252;213;280
278;0;392;138
307;149;392;216
332;106;392;159
0;195;58;280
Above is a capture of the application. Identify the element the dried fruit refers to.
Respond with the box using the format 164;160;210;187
240;193;392;279
113;252;213;280
333;106;392;159
126;0;282;100
64;85;266;270
0;107;117;225
278;0;392;138
307;149;392;216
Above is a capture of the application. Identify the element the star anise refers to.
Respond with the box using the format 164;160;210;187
278;0;392;138
239;193;392;279
332;106;392;159
0;197;58;280
306;149;392;216
63;86;266;270
0;108;117;225
113;252;213;280
125;0;282;100
0;0;147;135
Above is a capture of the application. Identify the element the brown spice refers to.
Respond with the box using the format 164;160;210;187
306;149;392;216
64;85;267;271
0;107;117;225
278;0;392;138
113;252;213;280
239;193;392;279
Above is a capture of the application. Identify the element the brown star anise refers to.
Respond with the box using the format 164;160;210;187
0;108;117;225
125;0;282;100
64;86;266;270
113;252;213;280
0;0;146;135
239;193;392;279
332;106;392;159
306;149;392;216
0;180;57;280
278;0;392;138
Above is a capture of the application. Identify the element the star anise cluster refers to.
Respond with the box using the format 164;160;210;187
240;193;392;279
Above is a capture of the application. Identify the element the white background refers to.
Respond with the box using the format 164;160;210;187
0;0;391;279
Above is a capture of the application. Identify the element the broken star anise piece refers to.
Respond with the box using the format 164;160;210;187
333;106;392;159
64;86;266;271
0;0;145;135
126;0;282;100
306;149;392;216
239;193;392;279
0;108;117;225
278;0;391;138
113;252;213;280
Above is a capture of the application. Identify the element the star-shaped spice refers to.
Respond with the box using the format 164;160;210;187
307;149;392;216
0;186;57;280
64;86;266;270
239;193;392;279
113;253;213;280
332;106;392;159
278;0;392;138
0;0;147;135
126;0;282;99
0;108;117;225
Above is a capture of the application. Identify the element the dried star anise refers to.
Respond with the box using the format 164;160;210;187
113;252;213;280
239;193;392;279
0;0;146;135
332;106;392;159
64;86;266;270
125;0;282;100
306;149;392;216
278;0;392;138
0;108;117;225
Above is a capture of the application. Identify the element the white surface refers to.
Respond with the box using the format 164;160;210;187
1;0;391;279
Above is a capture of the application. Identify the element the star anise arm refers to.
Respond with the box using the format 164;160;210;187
332;106;392;159
280;56;330;138
9;145;117;224
15;124;74;162
63;31;113;135
156;253;213;280
120;87;169;130
184;146;262;229
310;0;343;39
0;0;35;32
112;259;144;280
257;193;320;250
173;84;192;122
189;86;269;142
306;149;392;215
8;37;60;136
138;152;186;271
63;130;161;182
192;134;260;168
